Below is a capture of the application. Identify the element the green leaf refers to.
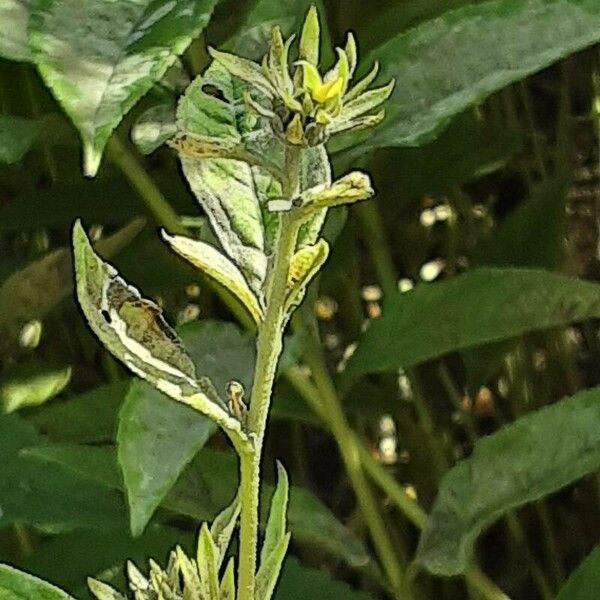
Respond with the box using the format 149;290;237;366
72;221;249;446
1;362;71;413
0;218;144;352
0;0;31;61
29;0;217;176
196;523;220;599
416;388;600;575
30;381;129;444
0;115;39;163
332;0;600;154
117;321;254;536
260;462;290;566
118;380;216;537
210;496;240;569
0;564;77;600
275;557;374;600
131;103;177;155
22;526;191;598
347;268;600;376
473;178;569;269
29;444;370;569
0;414;127;531
556;546;600;600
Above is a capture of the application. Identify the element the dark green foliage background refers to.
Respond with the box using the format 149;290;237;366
1;0;600;599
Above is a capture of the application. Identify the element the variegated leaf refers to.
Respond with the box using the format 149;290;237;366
285;240;329;314
296;144;331;247
298;171;373;212
88;578;127;600
219;558;236;600
210;495;241;569
72;220;249;448
196;522;220;599
162;232;264;325
176;61;284;294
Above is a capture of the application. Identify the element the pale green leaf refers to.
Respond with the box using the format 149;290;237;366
210;496;240;569
162;231;264;324
131;103;177;155
219;558;236;600
0;564;77;600
88;578;126;600
176;61;279;293
255;534;291;600
29;0;217;176
1;362;71;413
0;114;39;163
196;523;220;600
284;240;329;314
298;171;374;212
557;546;600;600
260;462;290;567
0;0;31;61
299;5;319;66
348;268;600;376
417;388;600;575
332;0;600;154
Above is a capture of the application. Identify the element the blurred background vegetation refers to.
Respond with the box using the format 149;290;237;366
1;0;600;599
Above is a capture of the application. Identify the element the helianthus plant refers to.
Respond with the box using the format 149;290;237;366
72;6;392;600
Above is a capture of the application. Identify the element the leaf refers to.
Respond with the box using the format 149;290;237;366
0;115;39;163
473;178;569;269
416;388;600;575
162;232;264;325
230;0;331;62
255;533;290;600
72;221;248;446
1;362;71;413
131;103;177;155
0;218;145;352
284;240;329;314
176;61;277;295
30;381;129;444
0;0;31;61
22;526;191;597
196;524;220;599
275;557;374;600
0;413;127;531
210;496;240;569
556;546;600;600
331;0;600;154
0;564;77;600
347;268;600;376
297;171;374;212
28;0;218;176
219;559;235;600
260;462;290;567
30;444;370;569
118;380;216;537
117;320;254;536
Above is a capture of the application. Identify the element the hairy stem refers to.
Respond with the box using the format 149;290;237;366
237;145;302;600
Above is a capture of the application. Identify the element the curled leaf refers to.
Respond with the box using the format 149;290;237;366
72;220;250;450
299;171;374;212
285;240;330;314
162;231;264;325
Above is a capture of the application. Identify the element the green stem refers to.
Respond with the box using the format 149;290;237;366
106;135;187;235
238;146;302;600
285;362;512;600
296;323;406;592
